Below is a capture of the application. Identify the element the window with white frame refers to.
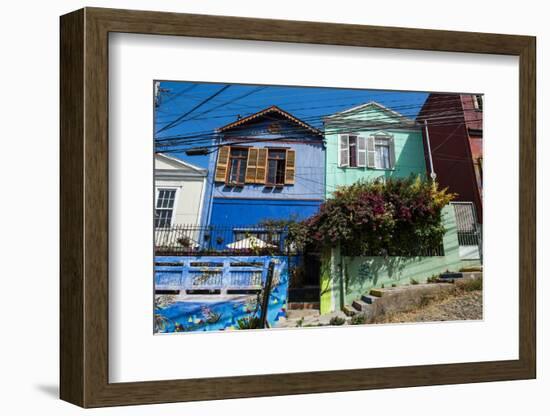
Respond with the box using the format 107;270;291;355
339;133;394;169
155;188;176;228
375;137;392;169
339;134;366;168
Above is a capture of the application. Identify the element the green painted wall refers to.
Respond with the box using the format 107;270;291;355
324;105;426;197
319;205;481;313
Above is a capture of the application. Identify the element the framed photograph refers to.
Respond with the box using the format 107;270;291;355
60;7;536;408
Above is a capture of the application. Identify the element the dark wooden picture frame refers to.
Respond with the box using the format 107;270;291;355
60;7;536;408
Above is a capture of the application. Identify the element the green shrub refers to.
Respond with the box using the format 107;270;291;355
236;316;261;329
410;278;419;285
427;274;440;283
329;316;346;326
350;314;367;325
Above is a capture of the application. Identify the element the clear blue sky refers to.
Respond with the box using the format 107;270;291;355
154;81;429;168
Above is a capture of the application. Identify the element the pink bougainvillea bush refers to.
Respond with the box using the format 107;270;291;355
305;176;456;256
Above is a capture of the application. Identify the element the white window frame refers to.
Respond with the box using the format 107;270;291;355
338;134;367;168
357;135;367;167
370;133;395;170
154;187;179;228
339;132;395;170
338;134;350;167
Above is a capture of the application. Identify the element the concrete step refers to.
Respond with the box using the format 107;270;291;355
460;266;482;272
352;299;370;312
461;271;483;280
361;294;379;304
369;288;385;298
342;305;357;317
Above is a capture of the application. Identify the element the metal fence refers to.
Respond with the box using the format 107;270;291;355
154;224;288;256
452;201;482;260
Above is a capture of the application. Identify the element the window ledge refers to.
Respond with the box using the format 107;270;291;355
337;166;395;171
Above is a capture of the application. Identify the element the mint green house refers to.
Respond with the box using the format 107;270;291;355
319;102;482;315
324;101;427;196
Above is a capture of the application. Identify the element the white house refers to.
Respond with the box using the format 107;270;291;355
154;153;207;228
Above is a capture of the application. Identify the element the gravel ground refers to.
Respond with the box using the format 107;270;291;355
373;290;483;324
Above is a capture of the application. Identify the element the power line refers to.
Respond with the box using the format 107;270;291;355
153;102;480;145
154;95;473;138
156;84;232;134
183;86;268;123
154;117;480;153
158;84;198;106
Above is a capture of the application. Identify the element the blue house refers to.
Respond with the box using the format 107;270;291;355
202;106;325;229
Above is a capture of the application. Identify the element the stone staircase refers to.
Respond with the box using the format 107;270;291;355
343;291;381;317
342;269;483;317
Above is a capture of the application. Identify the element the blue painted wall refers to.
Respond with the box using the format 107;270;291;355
154;255;289;332
210;198;322;226
203;113;325;226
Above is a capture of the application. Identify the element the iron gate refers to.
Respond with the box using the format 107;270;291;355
452;202;482;261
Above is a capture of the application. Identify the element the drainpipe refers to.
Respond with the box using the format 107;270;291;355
424;120;437;181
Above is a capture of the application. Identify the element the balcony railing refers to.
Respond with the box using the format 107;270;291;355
154;224;289;256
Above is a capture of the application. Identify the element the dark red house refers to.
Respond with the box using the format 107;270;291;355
417;93;483;223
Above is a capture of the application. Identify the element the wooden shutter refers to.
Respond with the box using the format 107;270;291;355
366;136;376;168
339;134;349;167
285;149;296;185
214;146;231;182
357;136;367;167
255;148;268;184
388;136;396;169
245;147;259;183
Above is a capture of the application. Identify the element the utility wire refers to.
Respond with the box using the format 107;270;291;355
154;107;480;146
156;84;232;134
154;116;480;152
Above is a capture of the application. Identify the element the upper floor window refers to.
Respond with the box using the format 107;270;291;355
214;146;296;186
228;148;248;185
473;94;483;111
375;137;391;169
339;133;394;170
348;136;358;167
155;188;176;228
267;149;287;186
339;135;365;167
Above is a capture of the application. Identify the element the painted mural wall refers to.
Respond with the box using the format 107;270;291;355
154;255;289;332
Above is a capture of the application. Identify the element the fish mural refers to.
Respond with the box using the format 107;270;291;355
154;256;289;333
